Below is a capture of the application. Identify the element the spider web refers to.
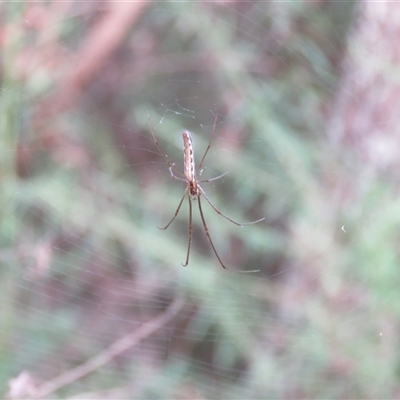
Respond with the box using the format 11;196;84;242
2;1;397;399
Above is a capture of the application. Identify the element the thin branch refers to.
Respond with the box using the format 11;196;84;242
32;297;184;399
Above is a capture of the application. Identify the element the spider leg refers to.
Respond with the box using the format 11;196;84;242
169;164;187;182
199;171;229;183
198;114;218;171
198;186;265;226
159;188;188;230
197;196;259;273
147;113;186;179
181;194;193;267
197;195;227;269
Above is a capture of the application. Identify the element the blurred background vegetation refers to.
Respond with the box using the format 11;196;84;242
2;0;400;399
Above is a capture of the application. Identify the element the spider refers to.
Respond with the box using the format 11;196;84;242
148;114;264;272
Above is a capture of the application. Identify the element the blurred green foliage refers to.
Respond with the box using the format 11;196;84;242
3;1;400;399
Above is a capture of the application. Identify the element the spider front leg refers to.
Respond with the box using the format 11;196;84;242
159;188;187;230
197;195;260;274
197;195;227;269
182;194;193;267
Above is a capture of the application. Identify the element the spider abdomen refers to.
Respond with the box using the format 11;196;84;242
183;131;195;182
